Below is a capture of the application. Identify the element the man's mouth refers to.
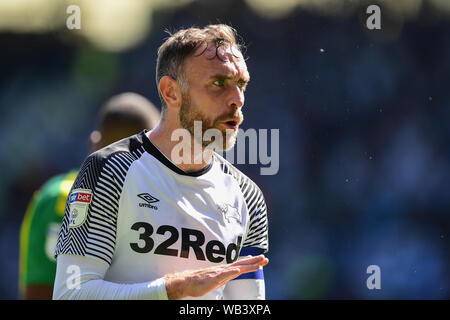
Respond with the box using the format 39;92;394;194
222;119;240;130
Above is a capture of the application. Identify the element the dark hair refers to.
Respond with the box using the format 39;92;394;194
89;92;160;151
156;24;245;114
97;92;160;135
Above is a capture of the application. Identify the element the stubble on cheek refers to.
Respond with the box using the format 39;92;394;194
179;90;242;151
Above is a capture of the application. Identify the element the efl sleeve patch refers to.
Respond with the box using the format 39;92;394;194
68;189;92;228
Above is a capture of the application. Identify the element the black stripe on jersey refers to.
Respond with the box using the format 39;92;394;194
98;175;120;198
87;249;110;265
70;229;86;254
215;154;269;253
90;202;117;223
249;197;266;222
246;210;268;230
248;221;268;238
54;133;146;266
109;158;127;182
116;153;134;167
87;236;115;257
88;217;117;240
105;162;125;187
117;152;132;163
97;180;120;201
94;188;119;211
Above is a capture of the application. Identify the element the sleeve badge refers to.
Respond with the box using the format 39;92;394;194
68;189;92;228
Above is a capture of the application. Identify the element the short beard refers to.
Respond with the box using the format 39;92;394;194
179;90;239;151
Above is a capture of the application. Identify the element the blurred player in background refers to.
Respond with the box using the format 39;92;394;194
19;92;160;299
53;24;269;300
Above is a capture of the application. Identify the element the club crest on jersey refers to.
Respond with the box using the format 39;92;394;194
68;189;92;228
138;193;159;210
217;203;241;224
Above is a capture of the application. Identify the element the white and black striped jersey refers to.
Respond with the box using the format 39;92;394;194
54;130;269;299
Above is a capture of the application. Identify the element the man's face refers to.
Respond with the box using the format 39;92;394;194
179;41;250;151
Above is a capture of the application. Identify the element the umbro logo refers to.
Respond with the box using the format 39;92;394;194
138;193;159;210
138;193;159;203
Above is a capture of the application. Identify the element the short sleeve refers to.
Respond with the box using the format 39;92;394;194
242;184;269;254
54;153;124;265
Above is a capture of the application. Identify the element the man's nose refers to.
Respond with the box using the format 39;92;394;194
228;84;245;109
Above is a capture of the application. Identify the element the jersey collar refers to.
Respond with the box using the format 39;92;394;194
140;130;214;177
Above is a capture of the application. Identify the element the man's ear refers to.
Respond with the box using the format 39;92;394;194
159;76;182;109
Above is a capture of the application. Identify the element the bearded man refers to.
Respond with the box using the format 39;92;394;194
53;24;269;300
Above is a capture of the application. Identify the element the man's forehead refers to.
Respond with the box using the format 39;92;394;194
193;41;244;61
186;42;249;79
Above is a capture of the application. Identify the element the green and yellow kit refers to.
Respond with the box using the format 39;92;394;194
19;170;77;296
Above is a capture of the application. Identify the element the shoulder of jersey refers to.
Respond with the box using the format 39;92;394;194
89;132;146;164
72;132;147;197
214;152;264;195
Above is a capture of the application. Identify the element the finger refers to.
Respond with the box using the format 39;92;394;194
214;267;241;284
214;259;268;289
240;256;267;268
260;257;269;267
231;254;264;265
235;263;263;275
215;268;242;288
231;255;267;267
233;257;268;274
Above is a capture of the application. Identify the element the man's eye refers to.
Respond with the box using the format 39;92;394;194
238;81;246;89
213;80;224;86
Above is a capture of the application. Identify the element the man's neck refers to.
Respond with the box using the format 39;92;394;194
146;124;213;173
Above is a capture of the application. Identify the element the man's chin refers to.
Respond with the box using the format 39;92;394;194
205;136;237;152
198;125;238;152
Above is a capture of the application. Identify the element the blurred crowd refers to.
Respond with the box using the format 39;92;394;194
0;0;449;299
